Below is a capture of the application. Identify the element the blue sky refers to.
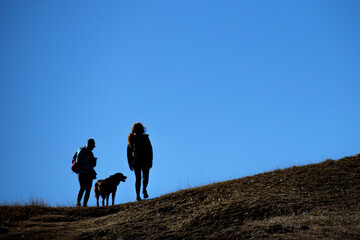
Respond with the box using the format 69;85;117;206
0;1;359;206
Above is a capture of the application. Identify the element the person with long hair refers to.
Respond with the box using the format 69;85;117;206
127;123;153;201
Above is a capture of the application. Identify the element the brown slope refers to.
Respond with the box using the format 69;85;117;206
1;154;360;240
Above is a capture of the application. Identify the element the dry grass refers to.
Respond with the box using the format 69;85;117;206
1;154;360;239
1;197;50;208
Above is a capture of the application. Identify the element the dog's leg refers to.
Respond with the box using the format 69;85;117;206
112;191;116;206
106;195;109;206
94;184;100;207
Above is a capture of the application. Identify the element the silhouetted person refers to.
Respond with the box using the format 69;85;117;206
127;122;153;201
76;138;97;207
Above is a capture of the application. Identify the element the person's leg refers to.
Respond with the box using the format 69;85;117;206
134;167;142;201
83;177;93;207
142;167;150;199
77;174;85;206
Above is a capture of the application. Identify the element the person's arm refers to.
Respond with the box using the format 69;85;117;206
127;144;133;171
147;136;153;169
89;151;97;167
149;142;153;168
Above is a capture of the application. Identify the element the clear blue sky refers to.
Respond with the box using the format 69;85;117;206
1;1;359;206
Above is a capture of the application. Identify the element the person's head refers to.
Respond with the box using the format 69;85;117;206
86;138;96;150
131;122;146;134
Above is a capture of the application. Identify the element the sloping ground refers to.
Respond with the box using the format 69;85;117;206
1;154;360;240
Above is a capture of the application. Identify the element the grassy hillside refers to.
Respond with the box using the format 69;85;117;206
1;154;360;240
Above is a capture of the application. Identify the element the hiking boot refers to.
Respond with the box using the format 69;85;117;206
143;189;149;199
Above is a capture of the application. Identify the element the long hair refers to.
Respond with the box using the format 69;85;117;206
128;122;146;144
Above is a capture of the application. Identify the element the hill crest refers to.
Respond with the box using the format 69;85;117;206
1;154;360;239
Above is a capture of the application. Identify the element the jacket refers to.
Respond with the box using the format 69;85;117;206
77;147;97;175
127;133;153;169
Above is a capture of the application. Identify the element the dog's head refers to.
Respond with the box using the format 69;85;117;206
110;173;127;185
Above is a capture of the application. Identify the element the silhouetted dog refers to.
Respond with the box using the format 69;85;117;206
94;173;127;207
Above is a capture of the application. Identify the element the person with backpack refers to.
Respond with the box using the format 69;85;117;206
127;122;153;201
76;138;97;207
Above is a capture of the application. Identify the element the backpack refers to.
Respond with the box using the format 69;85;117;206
131;141;138;159
71;151;80;173
131;136;144;159
131;134;151;160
